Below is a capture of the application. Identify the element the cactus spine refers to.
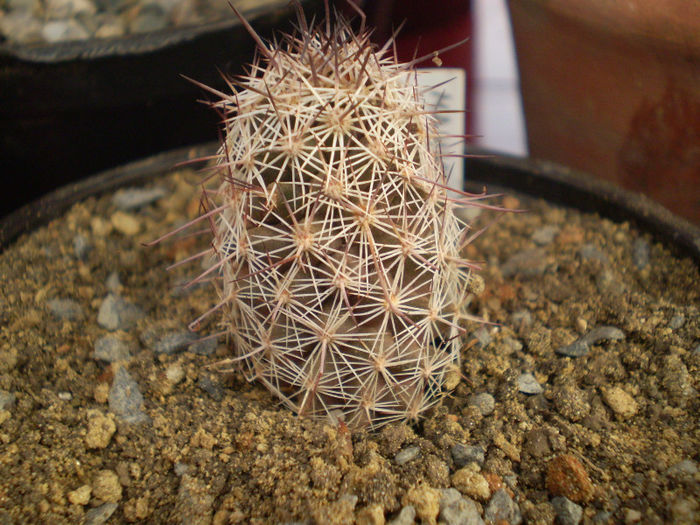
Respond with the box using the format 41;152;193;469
177;5;484;430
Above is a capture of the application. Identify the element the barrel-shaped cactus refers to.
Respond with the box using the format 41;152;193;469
174;6;484;430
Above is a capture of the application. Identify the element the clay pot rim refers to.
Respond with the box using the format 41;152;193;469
1;142;698;264
517;0;700;56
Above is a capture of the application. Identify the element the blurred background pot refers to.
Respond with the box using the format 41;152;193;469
508;0;700;224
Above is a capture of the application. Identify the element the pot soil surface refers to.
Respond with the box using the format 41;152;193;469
0;168;698;524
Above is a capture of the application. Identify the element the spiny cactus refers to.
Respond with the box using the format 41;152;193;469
160;3;491;430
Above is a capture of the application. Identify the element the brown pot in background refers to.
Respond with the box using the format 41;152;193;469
508;0;700;224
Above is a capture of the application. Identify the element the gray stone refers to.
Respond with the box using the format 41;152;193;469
531;225;559;246
109;366;149;424
578;243;609;265
469;393;495;416
73;234;91;260
106;272;122;292
0;11;43;44
154;331;198;355
666;459;698;479
439;489;484;525
501;248;547;278
470;326;492;349
518;373;543;395
41;19;90;43
632;238;650;270
198;375;223;401
394;446;420;466
0;391;16;411
451;443;485;469
556;326;624;357
387;505;416;525
484;489;522;525
112;186;167;211
669;314;685;330
45;0;96;19
47;298;84;321
188;336;218;356
551;496;583;525
98;294;144;331
130;4;167;33
93;335;133;362
84;503;118;525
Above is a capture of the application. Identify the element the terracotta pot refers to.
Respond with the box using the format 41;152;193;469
508;0;700;224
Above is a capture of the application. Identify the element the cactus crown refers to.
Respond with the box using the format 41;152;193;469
166;4;486;430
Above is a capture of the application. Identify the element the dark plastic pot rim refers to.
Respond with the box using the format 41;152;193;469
1;142;698;265
0;3;283;62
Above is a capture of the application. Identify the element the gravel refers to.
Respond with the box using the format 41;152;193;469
551;496;583;525
484;489;522;525
556;326;625;357
97;293;145;330
112;186;168;211
93;334;134;362
517;372;543;395
394;446;420;466
451;443;486;469
47;297;84;321
108;366;149;424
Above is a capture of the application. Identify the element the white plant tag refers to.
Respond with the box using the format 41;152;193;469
416;68;467;193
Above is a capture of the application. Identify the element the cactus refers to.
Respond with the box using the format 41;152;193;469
161;3;489;430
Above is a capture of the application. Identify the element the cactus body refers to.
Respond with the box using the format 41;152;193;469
188;10;480;430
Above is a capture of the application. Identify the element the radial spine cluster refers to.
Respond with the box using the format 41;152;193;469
184;7;483;430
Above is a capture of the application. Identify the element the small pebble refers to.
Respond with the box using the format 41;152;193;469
601;386;638;419
394;446;420;466
501;248;548;278
130;4;167;33
112;186;167;211
92;469;122;503
470;326;492;349
556;326;625;357
93;334;134;362
177;474;216;525
531;225;559;245
387;505;415;525
666;459;698;479
402;485;440;525
451;443;485;469
518;373;543;395
551;496;583;525
105;272;122;291
198;375;223;401
439;488;484;525
153;330;197;355
468;393;495;416
165;363;185;384
546;454;594;503
484;489;522;525
85;409;116;449
452;467;490;501
578;243;609;265
97;294;145;331
632;238;650;269
188;336;218;356
669;314;685;330
0;391;17;411
47;298;84;321
67;484;92;506
42;18;89;43
58;391;72;401
108;366;149;424
73;234;91;260
110;211;141;236
84;502;118;525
